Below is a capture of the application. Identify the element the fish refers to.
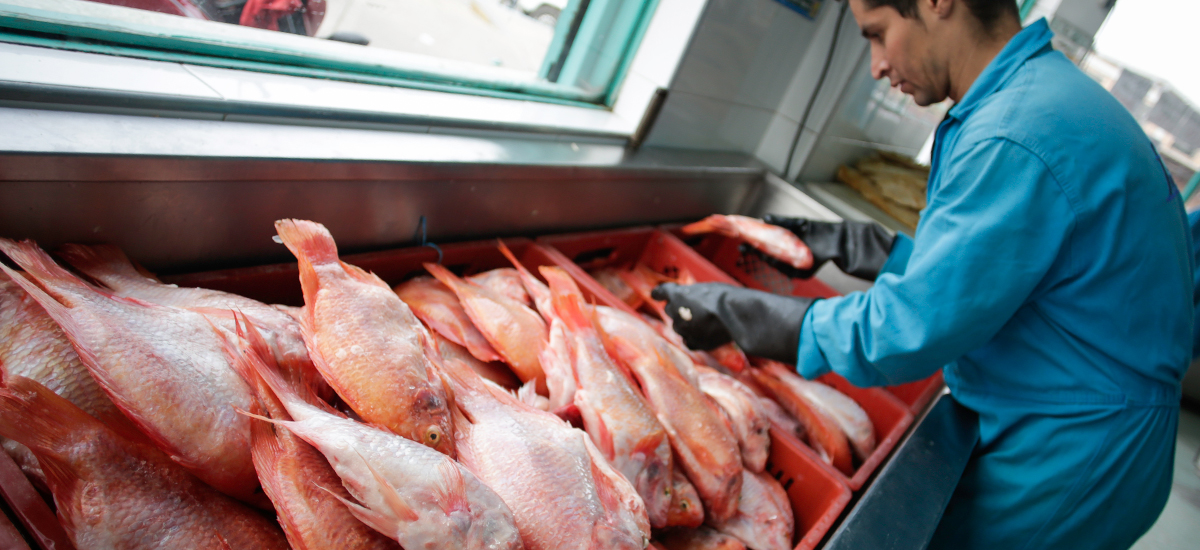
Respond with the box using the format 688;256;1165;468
746;364;853;475
0;238;261;503
230;317;401;550
425;261;548;395
665;466;704;529
275;219;454;456
57;243;321;397
468;268;533;308
0;271;139;484
758;397;809;449
496;240;552;321
0;375;289;550
708;470;794;550
230;324;524;550
595;305;742;524
432;331;521;390
394;276;503;363
681;215;813;271
541;266;674;529
437;348;650;550
590;267;641;309
695;367;771;473
759;360;875;461
656;526;747;550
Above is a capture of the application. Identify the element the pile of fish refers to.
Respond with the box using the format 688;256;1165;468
0;218;873;550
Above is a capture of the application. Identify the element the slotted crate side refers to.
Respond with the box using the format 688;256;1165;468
817;374;915;491
766;429;852;550
668;228;944;414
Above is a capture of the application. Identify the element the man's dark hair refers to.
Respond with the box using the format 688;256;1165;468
862;0;1020;29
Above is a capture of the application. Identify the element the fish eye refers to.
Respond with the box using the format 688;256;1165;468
427;428;443;444
680;500;689;510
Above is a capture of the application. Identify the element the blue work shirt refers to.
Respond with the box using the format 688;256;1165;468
1190;209;1200;358
795;20;1191;549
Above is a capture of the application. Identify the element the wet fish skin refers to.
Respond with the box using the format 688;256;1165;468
395;276;503;364
708;470;794;550
542;266;674;530
232;328;523;550
439;350;650;550
468;268;533;308
0;376;288;550
665;466;705;529
433;331;521;390
596;305;742;524
747;365;852;475
58;243;320;394
425;261;549;395
275;219;455;456
0;239;261;503
696;367;771;473
681;215;813;270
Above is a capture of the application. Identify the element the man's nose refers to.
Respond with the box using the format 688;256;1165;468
871;57;890;80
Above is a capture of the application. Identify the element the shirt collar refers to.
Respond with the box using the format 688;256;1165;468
947;18;1054;120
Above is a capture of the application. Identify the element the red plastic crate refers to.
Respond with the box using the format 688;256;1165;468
766;430;852;550
0;448;72;550
669;229;945;415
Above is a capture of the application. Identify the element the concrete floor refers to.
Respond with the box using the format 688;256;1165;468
1131;407;1200;550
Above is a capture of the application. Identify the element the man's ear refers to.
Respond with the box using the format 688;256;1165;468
925;0;956;20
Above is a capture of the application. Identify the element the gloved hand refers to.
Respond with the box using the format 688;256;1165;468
745;215;896;280
650;282;816;364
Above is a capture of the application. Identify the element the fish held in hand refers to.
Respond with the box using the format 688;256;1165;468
231;327;523;550
542;266;674;529
696;367;771;473
425;261;548;394
395;276;503;364
275;219;454;456
681;215;813;270
0;238;260;503
0;375;288;550
708;470;794;550
596;305;742;524
438;350;650;550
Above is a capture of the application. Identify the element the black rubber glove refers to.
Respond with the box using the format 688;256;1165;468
744;215;896;281
650;282;815;364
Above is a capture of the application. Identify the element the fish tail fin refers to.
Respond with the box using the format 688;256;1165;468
540;266;592;333
0;376;106;498
423;262;465;293
0;239;103;311
57;243;158;289
226;313;325;420
680;214;732;236
274;219;338;308
496;240;551;312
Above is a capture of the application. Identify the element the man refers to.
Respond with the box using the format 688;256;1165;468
652;0;1192;548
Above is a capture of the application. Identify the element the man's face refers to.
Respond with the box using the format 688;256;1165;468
850;0;948;106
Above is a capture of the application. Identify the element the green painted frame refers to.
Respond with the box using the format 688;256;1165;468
0;0;659;107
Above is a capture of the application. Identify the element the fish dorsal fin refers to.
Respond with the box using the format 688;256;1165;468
356;449;419;523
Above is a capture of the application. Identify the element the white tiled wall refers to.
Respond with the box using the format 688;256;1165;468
644;0;942;182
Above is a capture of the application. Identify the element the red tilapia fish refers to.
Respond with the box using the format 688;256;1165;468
759;360;875;461
542;266;674;529
695;366;771;473
57;243;317;392
656;526;747;550
0;239;260;503
596;305;743;524
708;470;794;550
437;344;650;550
747;362;852;475
232;328;523;550
275;219;454;456
681;214;813;270
432;331;521;390
0;271;139;483
468;268;533;308
425;261;549;394
394;276;502;364
231;318;400;550
0;376;288;550
665;466;704;529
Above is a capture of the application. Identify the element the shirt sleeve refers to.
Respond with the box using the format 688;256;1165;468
796;137;1076;386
